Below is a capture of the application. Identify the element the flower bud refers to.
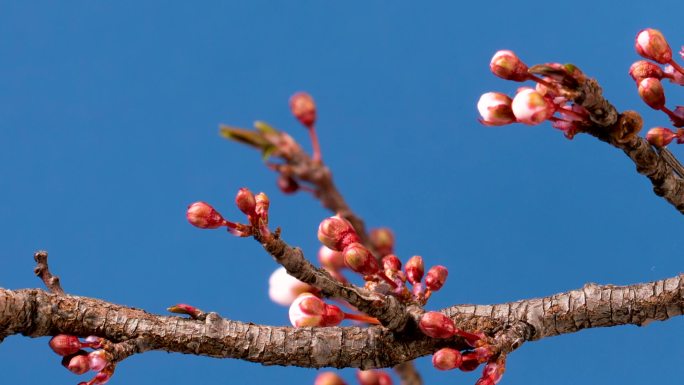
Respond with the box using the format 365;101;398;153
432;348;462;371
289;293;325;327
477;92;516;126
629;60;664;82
186;202;226;229
482;360;505;384
369;228;394;256
91;365;114;385
646;127;677;147
277;174;299;194
459;352;481;372
268;267;315;306
235;188;256;216
418;311;455;339
49;334;82;356
356;369;393;385
381;254;401;272
318;215;360;251
638;77;666;110
314;372;347;385
62;352;90;375
290;92;317;129
635;28;672;64
88;350;109;372
511;88;555;125
404;256;424;285
490;50;528;82
318;246;346;271
255;192;270;220
343;243;379;275
321;303;345;327
425;265;448;291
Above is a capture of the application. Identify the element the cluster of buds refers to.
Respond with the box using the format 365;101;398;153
288;292;378;327
432;347;505;384
479;50;591;139
313;370;393;385
186;188;271;238
630;28;684;147
48;335;114;385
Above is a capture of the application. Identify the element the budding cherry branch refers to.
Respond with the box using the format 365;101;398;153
1;27;683;385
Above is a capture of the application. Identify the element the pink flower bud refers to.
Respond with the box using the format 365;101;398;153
629;60;664;82
168;303;202;319
290;92;317;129
288;293;344;327
635;28;672;64
235;188;256;216
511;88;555;125
318;246;346;271
477;92;516;126
314;372;347;385
481;361;505;384
369;228;394;256
318;215;360;251
425;265;448;291
49;334;82;356
186;202;226;229
638;77;666;110
342;243;379;275
321;303;345;327
277;174;300;194
255;192;270;220
490;50;528;82
88;350;109;372
91;365;115;385
381;254;401;272
404;256;424;285
62;351;90;375
646;127;677;147
268;267;315;306
356;369;393;385
432;348;462;371
418;311;455;339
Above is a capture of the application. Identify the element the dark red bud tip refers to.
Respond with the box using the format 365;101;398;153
186;202;226;229
277;174;300;194
405;256;424;285
419;311;455;339
432;348;462;371
425;265;448;291
459;352;481;372
235;188;257;216
318;215;360;251
290;92;317;129
49;334;82;356
343;243;379;275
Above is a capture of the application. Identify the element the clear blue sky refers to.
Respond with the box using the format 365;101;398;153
1;2;682;384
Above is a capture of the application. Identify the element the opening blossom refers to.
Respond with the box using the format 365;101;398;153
268;267;315;306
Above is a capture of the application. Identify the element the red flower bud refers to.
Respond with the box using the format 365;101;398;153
381;254;401;272
186;202;226;229
235;188;256;216
425;265;448;291
369;228;394;256
635;28;672;64
321;303;345;327
290;92;317;129
459;352;481;372
318;215;360;251
481;360;506;384
255;192;270;219
343;243;379;275
432;348;462;370
646;127;677;147
638;77;666;110
61;352;89;375
88;349;109;372
490;50;529;82
418;311;455;339
315;372;347;385
318;246;346;271
49;334;82;356
477;92;516;126
405;256;424;285
356;369;393;385
277;174;299;194
629;60;664;83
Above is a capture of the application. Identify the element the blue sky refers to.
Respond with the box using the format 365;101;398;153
1;1;682;384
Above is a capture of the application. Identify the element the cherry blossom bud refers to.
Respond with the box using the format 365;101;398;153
255;192;270;218
289;293;325;327
321;303;345;327
481;361;505;384
382;254;401;272
635;28;672;64
419;311;455;339
369;228;394;256
629;60;664;82
268;267;315;306
432;348;462;370
88;350;109;372
235;188;256;216
477;92;516;126
646;127;677;147
168;303;203;319
186;202;226;229
404;256;424;285
459;352;481;372
277;174;300;194
318;246;346;271
314;372;347;385
511;88;555;125
343;243;379;275
62;351;90;375
318;215;360;251
638;78;666;110
356;369;393;385
425;265;448;291
490;50;528;82
91;365;115;385
49;334;81;356
290;92;317;129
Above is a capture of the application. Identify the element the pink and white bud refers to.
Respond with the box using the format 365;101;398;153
635;28;672;64
314;372;347;385
432;347;462;371
356;369;393;385
268;267;315;306
343;243;379;275
289;293;325;327
638;77;666;110
404;256;424;285
369;227;395;256
490;50;528;82
235;188;257;216
425;265;448;291
629;60;664;82
186;202;226;229
62;351;90;375
419;311;456;339
477;92;516;126
646;127;677;147
290;92;317;129
277;174;300;194
318;246;346;271
88;350;109;372
511;88;555;125
49;334;82;356
382;254;401;272
318;215;360;251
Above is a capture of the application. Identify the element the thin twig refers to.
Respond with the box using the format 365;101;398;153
33;250;64;295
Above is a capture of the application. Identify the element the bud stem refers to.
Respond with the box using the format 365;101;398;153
377;271;399;288
343;312;380;324
660;106;684;126
528;74;558;92
668;60;684;77
308;126;322;163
